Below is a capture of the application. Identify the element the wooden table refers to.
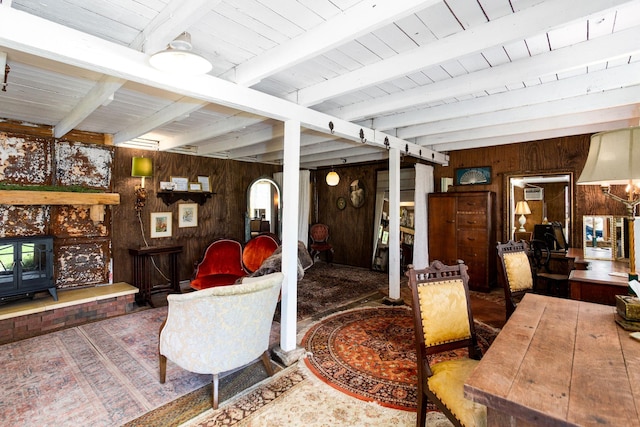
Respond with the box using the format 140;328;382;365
569;258;629;305
464;293;640;426
129;245;182;307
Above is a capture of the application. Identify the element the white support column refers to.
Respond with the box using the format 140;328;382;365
278;119;302;359
387;147;401;301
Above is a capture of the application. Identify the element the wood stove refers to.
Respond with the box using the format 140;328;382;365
0;236;56;302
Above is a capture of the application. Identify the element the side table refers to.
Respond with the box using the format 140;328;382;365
129;245;183;307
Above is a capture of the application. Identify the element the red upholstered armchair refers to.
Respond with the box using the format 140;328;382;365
190;239;245;290
190;234;280;290
242;233;280;274
309;223;333;263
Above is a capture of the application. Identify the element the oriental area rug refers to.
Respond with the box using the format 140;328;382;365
301;306;498;412
183;361;454;427
0;307;276;427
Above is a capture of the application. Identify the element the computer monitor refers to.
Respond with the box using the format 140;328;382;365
533;222;568;251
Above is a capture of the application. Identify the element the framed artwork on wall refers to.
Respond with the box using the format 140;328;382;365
455;166;492;185
170;176;189;191
178;203;198;228
197;175;211;192
150;212;172;238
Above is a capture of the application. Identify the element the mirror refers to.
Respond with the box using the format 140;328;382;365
583;215;614;259
506;172;572;247
583;215;636;260
245;177;281;242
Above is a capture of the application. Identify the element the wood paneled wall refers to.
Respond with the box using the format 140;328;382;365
112;147;281;285
432;135;629;248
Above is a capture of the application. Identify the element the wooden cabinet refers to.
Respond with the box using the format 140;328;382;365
428;191;496;292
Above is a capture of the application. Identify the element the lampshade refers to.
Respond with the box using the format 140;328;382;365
514;201;531;215
149;32;212;75
326;170;340;186
131;157;153;177
578;126;640;186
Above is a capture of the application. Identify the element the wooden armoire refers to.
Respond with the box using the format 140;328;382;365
428;191;496;292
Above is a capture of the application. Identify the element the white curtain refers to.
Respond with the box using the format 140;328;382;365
413;164;434;269
273;170;311;244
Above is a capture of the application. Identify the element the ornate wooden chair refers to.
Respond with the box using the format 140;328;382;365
406;260;486;427
309;223;333;263
496;240;535;320
529;238;569;297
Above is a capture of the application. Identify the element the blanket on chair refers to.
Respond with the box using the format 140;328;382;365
249;241;313;281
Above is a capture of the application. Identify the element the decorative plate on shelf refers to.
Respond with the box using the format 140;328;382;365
337;197;346;210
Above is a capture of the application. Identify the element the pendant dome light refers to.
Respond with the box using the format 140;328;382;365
149;32;212;75
326;169;340;186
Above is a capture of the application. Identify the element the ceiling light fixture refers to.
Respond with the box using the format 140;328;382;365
149;32;212;75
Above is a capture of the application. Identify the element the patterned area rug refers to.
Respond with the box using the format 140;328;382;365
0;307;211;426
183;361;454;427
282;262;389;320
302;306;498;412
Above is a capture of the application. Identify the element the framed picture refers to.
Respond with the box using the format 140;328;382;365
150;212;172;238
455;166;492;185
197;175;211;192
178;203;198;228
189;182;202;192
170;176;189;192
349;179;365;208
160;181;176;191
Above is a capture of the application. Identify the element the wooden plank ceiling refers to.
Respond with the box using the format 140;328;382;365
0;0;639;168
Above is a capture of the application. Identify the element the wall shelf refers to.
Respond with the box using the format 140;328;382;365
0;190;120;206
157;191;214;206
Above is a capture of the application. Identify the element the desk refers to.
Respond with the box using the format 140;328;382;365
464;294;640;426
569;258;628;306
129;245;182;307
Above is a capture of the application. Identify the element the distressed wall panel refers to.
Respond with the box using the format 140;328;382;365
0;132;52;185
0;206;50;237
51;206;110;238
55;142;113;189
55;239;110;288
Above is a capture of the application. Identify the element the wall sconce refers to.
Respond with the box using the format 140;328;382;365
132;157;153;212
514;200;531;232
149;32;212;75
578;125;640;284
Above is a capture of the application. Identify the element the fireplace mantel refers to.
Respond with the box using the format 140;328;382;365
0;190;120;206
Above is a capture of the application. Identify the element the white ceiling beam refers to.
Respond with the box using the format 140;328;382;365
428;120;633;152
417;105;638;147
374;61;640;131
54;0;216;141
254;133;344;162
113;97;208;144
301;151;389;169
230;0;440;86
134;0;220;55
160;114;264;150
53;75;126;138
331;25;640;121
299;145;381;164
399;85;640;139
197;123;284;155
293;0;634;107
0;8;447;164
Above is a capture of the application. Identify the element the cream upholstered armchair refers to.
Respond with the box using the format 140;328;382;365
159;272;284;409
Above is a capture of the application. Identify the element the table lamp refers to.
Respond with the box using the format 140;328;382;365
515;200;531;232
578;125;640;285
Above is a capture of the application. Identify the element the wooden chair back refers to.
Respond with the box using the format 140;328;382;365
406;260;485;427
496;240;534;319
